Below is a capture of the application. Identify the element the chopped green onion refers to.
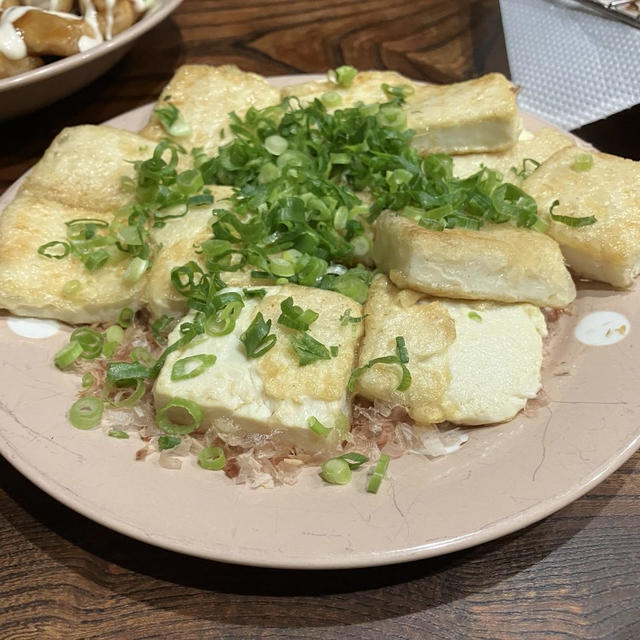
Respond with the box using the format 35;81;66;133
328;65;357;88
330;345;338;357
339;309;366;325
307;416;333;437
240;312;276;358
82;249;110;272
348;335;411;392
338;452;369;469
108;429;129;439
54;340;83;370
118;307;134;328
198;446;226;471
548;199;596;227
321;91;342;108
277;296;319;331
376;105;406;130
289;332;331;366
131;346;155;366
105;325;125;346
106;361;152;383
243;288;267;299
367;454;390;493
70;327;104;359
156;397;204;435
154;101;191;137
106;378;146;408
123;257;149;284
81;373;95;388
321;457;351;485
158;435;181;450
572;153;593;172
61;279;82;296
69;396;103;430
171;354;217;381
468;311;482;321
264;135;288;156
38;241;70;259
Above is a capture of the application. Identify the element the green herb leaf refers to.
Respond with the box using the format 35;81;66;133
240;312;276;358
289;332;331;366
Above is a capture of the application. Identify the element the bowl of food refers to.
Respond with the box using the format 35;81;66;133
0;0;183;120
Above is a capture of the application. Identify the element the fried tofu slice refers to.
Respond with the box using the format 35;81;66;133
405;73;521;154
372;211;576;308
284;71;520;155
354;276;547;426
20;125;153;212
523;147;640;288
144;186;254;318
452;128;573;180
0;125;155;323
140;65;281;156
153;285;363;452
0;193;147;323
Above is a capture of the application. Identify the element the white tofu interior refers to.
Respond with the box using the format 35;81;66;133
153;285;363;452
355;276;547;426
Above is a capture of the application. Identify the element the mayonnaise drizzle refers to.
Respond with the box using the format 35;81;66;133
0;0;157;61
0;4;84;60
77;0;103;53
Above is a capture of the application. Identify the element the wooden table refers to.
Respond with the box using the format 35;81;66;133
1;1;639;637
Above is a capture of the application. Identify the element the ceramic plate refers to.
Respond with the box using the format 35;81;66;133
0;0;183;121
0;76;638;569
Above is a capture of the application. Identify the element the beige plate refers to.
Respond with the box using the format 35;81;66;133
0;0;183;121
0;76;638;569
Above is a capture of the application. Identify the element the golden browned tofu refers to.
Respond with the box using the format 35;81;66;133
523;147;640;288
153;285;363;452
354;276;547;426
0;193;147;323
140;65;281;155
405;73;521;154
373;211;576;308
21;125;153;212
452;128;573;180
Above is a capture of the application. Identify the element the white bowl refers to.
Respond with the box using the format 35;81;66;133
0;0;183;121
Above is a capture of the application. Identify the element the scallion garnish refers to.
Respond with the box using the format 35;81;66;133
54;341;83;370
106;361;152;383
171;354;217;381
108;429;129;439
572;153;593;172
70;327;104;359
339;309;366;326
277;297;319;332
320;457;352;485
328;65;357;88
307;416;333;437
154;100;192;137
69;396;103;430
156;397;204;435
548;199;596;227
468;311;482;321
289;332;331;366
118;307;134;328
240;312;276;358
38;241;70;259
61;279;82;296
158;435;181;450
198;446;226;471
348;336;411;392
366;454;390;493
243;288;267;299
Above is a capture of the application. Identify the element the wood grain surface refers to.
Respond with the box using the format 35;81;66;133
1;1;639;638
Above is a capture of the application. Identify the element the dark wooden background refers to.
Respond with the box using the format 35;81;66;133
1;1;639;637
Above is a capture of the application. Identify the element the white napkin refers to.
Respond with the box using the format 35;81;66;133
499;0;640;130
